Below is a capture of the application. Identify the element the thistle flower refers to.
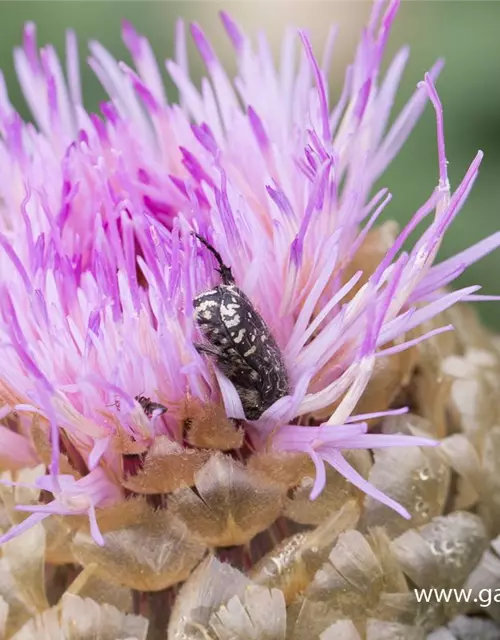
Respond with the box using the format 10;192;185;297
0;0;499;636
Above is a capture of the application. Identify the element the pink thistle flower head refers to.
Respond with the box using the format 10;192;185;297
0;0;498;547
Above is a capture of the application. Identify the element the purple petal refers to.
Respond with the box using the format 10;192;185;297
266;184;294;220
214;369;246;420
376;0;401;62
374;58;444;178
433;151;483;240
409;262;466;303
414;232;500;301
376;324;454;357
88;436;111;470
379;286;479;345
308;447;327;500
372;188;440;283
88;505;105;546
23;22;39;71
0;512;49;545
422;73;448;189
273;422;368;450
248;106;269;151
348;191;392;262
175;19;188;73
15;503;72;515
354;78;372;121
0;234;32;291
465;294;500;302
322;449;410;518
299;31;329;142
65;30;81;106
327;433;438;450
321;24;338;76
220;12;244;52
293;160;332;266
330;64;353;135
191;122;218;155
345;407;409;423
121;20;141;58
190;23;217;67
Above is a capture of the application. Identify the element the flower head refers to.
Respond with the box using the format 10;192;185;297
0;0;499;551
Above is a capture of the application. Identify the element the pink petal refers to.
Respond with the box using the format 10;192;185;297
345;407;408;423
307;446;327;501
322;449;410;518
88;435;111;470
88;505;105;546
376;324;454;357
0;512;49;545
327;433;438;450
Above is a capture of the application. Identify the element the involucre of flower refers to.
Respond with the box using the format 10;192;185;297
0;0;499;635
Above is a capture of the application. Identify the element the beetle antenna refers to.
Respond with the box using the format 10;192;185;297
193;233;234;284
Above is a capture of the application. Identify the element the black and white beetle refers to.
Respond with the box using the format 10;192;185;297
135;395;168;419
192;234;290;420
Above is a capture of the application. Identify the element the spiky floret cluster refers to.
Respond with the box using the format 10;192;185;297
0;0;498;553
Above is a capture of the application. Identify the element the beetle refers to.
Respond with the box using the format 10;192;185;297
192;233;290;420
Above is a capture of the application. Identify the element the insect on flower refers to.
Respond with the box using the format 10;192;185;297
193;234;290;420
135;395;168;419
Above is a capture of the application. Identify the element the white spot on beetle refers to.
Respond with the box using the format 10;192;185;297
233;328;247;343
197;299;218;310
221;302;240;318
224;314;241;328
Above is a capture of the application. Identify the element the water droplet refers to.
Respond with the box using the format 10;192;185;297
419;466;431;481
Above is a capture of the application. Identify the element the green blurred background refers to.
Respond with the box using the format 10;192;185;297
0;1;499;327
